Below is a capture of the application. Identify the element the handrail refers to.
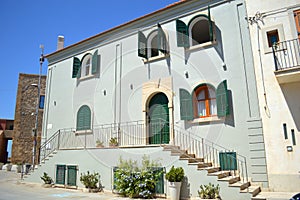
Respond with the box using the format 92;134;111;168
39;119;248;183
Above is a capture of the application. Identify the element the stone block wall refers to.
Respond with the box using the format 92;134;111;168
11;73;46;164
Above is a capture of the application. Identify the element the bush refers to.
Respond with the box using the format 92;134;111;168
114;155;162;199
165;166;184;182
198;183;220;199
40;172;53;184
80;171;100;189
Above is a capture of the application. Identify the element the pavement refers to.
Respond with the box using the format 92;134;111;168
0;169;298;200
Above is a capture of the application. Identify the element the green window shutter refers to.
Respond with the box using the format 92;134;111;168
67;165;77;186
138;31;148;59
216;80;230;117
153;167;164;194
208;6;213;41
219;152;237;170
176;19;189;47
56;164;66;185
72;57;81;78
77;105;91;131
157;23;168;54
92;50;99;74
179;88;193;120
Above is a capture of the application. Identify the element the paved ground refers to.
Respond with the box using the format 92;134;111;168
0;170;298;200
0;170;131;200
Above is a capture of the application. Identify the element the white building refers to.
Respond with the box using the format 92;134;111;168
245;0;300;192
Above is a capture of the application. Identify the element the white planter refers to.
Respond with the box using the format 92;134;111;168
168;182;182;200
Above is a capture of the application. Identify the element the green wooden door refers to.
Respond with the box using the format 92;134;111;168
67;165;77;186
148;93;169;144
56;165;66;185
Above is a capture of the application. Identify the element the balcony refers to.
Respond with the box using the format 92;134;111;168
272;38;300;84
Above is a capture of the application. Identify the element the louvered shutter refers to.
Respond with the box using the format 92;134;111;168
138;31;148;59
77;105;91;130
157;23;168;54
176;19;189;47
208;6;213;41
216;80;230;117
92;50;99;74
67;165;77;186
72;57;81;78
56;164;66;185
179;89;193;120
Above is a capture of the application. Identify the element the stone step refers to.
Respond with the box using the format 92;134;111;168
229;181;251;191
179;154;196;159
198;166;220;173
218;176;240;184
162;145;180;151
170;149;188;156
208;170;231;179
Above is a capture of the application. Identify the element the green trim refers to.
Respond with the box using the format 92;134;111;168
77;105;91;131
92;50;99;74
216;80;230;117
176;19;189;47
72;57;81;78
179;88;193;121
138;31;147;59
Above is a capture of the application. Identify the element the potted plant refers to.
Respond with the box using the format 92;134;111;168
197;183;221;199
5;163;12;171
40;172;53;187
165;166;185;200
96;139;104;148
109;137;118;147
80;171;101;192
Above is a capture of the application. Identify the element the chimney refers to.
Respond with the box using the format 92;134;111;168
57;35;64;50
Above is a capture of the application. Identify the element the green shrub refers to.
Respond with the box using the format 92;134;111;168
114;155;162;198
165;166;184;182
80;171;100;189
40;172;53;184
198;183;220;199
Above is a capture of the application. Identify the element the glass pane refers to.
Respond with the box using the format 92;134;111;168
210;99;217;115
198;101;206;117
208;87;216;98
197;90;205;100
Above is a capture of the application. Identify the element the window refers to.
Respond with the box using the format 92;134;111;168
189;16;211;46
266;30;279;47
72;50;100;79
76;105;91;131
179;80;229;121
176;7;214;48
194;85;216;118
39;95;45;109
293;9;300;40
138;23;168;60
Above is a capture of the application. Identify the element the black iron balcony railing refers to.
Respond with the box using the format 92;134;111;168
272;38;300;71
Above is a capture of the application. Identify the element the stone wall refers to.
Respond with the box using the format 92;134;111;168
11;73;46;164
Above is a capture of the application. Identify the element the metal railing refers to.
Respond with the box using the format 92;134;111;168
40;120;248;183
272;38;300;71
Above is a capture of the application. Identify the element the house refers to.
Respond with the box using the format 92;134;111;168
26;0;269;199
245;0;300;192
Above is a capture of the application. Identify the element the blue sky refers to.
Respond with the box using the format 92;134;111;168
0;0;179;120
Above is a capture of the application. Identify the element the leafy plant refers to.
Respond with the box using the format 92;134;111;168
165;166;184;182
80;171;100;189
109;137;118;146
40;172;53;184
198;183;220;199
114;155;162;198
96;139;104;147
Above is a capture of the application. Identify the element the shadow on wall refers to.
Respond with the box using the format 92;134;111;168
280;82;300;131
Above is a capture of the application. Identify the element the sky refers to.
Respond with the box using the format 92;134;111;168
0;0;180;120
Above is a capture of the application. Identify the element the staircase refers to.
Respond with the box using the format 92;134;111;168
163;145;262;199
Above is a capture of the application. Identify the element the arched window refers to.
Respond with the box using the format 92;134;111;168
189;15;211;46
76;105;91;131
148;31;159;58
81;54;92;77
194;85;216;118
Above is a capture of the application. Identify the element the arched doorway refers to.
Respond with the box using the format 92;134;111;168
148;92;170;144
